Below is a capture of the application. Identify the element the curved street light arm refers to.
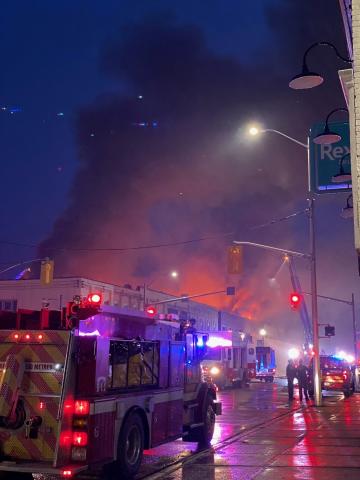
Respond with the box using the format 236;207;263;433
302;42;352;68
0;258;45;276
325;107;349;128
338;152;351;174
261;129;308;149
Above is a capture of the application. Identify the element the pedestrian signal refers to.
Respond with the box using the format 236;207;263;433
228;246;242;274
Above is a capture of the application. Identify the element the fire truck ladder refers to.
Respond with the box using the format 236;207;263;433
286;255;313;349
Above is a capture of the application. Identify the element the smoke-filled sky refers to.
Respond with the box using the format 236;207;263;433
1;0;358;352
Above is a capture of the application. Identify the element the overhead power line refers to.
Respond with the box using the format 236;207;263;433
0;207;308;255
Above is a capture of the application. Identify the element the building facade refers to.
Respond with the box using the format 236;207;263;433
0;277;248;335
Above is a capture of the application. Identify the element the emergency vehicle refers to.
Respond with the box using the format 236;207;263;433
201;331;256;389
0;294;221;479
255;346;276;383
308;355;355;398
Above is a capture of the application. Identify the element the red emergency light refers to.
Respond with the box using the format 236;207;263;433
74;400;90;416
87;293;102;304
146;306;157;317
72;431;88;447
290;292;302;309
61;470;73;478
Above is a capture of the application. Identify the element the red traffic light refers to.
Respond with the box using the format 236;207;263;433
290;292;301;309
87;293;102;304
146;306;157;317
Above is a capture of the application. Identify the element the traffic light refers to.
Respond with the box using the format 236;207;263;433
290;292;302;309
66;300;81;329
145;306;157;317
40;258;54;286
66;293;102;329
325;325;335;337
228;246;242;274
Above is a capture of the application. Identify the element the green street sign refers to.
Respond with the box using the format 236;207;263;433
309;121;351;194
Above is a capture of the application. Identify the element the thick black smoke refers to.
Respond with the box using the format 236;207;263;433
39;2;349;337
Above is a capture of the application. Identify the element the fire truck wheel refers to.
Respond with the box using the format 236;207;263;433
116;412;144;478
197;395;216;446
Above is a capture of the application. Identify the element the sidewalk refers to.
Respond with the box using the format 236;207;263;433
177;394;360;480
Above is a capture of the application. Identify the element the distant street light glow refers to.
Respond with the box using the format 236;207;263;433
170;271;179;278
259;328;267;336
288;348;300;360
249;126;259;136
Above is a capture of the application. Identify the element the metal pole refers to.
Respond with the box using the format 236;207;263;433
262;129;309;149
309;197;321;406
351;293;357;362
143;283;146;308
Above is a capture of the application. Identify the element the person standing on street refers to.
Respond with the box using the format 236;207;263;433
297;358;310;401
286;359;297;401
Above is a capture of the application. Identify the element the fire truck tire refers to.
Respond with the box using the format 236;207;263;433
186;394;215;446
199;394;216;446
116;412;144;478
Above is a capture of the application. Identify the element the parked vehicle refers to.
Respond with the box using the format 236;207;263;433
308;355;355;398
0;295;221;479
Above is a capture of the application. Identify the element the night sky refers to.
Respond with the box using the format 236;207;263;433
1;1;357;352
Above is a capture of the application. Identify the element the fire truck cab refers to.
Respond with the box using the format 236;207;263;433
0;297;221;479
201;332;256;389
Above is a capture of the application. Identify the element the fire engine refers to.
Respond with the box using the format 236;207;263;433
201;331;256;389
255;346;276;383
0;294;221;479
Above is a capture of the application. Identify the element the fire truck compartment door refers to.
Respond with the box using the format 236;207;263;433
0;330;71;462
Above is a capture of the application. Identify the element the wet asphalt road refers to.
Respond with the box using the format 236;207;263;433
77;381;294;480
40;380;349;480
135;380;296;480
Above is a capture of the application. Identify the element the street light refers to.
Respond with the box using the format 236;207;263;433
247;125;308;149
289;42;352;90
259;328;267;337
247;125;321;406
143;270;180;307
332;153;351;183
313;108;348;145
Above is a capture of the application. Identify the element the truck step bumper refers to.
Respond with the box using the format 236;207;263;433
0;460;88;477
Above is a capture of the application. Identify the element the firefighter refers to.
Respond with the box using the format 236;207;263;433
286;359;297;401
297;358;310;401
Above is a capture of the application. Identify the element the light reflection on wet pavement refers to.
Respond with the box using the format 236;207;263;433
147;383;360;480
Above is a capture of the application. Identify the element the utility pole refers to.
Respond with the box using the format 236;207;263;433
309;197;321;407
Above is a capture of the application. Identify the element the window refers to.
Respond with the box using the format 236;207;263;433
0;300;17;312
110;340;159;389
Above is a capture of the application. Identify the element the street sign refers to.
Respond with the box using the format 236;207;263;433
309;121;351;194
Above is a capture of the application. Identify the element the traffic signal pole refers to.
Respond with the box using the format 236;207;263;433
308;197;321;407
234;199;323;407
